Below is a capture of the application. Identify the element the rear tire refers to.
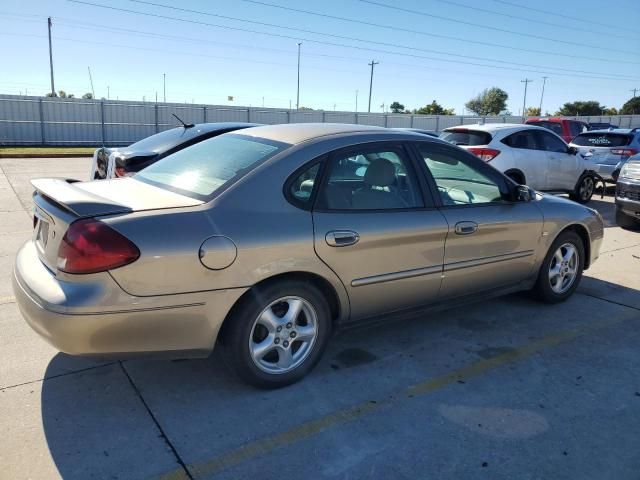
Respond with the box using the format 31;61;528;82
569;175;595;203
222;281;331;389
533;231;584;304
616;207;639;230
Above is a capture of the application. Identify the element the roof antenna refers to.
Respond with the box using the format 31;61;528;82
172;113;194;128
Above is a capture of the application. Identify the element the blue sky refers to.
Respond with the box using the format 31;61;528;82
1;0;639;114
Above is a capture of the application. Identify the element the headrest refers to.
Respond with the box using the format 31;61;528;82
364;158;396;187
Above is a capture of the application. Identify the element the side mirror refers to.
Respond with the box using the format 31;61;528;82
515;185;533;202
567;146;578;155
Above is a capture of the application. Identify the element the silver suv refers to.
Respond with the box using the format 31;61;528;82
570;129;640;182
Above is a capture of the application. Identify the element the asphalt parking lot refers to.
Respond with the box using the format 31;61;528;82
1;157;639;480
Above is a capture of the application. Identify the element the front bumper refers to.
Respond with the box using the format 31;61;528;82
13;241;247;358
616;180;640;218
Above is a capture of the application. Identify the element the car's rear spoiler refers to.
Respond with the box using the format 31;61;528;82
31;178;133;217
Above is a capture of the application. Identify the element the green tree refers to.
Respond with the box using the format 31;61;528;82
82;92;93;99
603;107;618;115
389;101;405;113
556;100;604;116
465;87;508;116
620;97;640;115
56;90;74;98
414;100;454;115
525;107;541;116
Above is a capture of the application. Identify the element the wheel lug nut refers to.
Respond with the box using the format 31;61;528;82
276;326;282;332
286;322;292;329
290;331;296;338
283;340;289;347
274;338;280;344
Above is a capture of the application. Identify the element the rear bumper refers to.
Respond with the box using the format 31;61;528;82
13;241;247;358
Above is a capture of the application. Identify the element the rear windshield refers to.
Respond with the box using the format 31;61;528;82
571;133;632;147
135;134;287;200
126;127;207;153
440;129;492;146
526;121;564;136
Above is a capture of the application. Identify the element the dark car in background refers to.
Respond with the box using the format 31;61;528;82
615;157;640;229
91;122;259;179
588;122;619;131
525;117;588;143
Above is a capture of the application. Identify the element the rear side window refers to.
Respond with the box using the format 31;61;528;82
569;121;586;137
440;129;492;146
527;121;563;136
136;134;286;200
502;131;536;149
572;133;632;147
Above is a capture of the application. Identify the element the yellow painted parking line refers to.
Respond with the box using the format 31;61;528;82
0;295;16;305
157;312;637;480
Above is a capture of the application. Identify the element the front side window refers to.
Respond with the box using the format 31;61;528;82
417;144;505;205
135;134;287;200
535;131;568;153
317;146;423;210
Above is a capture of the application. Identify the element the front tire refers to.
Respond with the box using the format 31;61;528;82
222;281;331;389
570;175;595;203
533;231;585;303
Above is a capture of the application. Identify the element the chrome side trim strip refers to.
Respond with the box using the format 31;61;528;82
352;265;442;287
443;250;535;272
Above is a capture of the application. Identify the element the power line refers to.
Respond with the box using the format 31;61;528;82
487;0;639;34
430;0;637;41
66;1;639;81
236;0;638;63
356;0;639;55
1;28;634;86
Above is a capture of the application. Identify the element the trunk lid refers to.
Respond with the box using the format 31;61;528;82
31;177;202;272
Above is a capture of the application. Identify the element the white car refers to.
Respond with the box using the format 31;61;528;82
440;124;597;203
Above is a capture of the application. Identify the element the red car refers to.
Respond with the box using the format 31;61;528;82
525;117;588;144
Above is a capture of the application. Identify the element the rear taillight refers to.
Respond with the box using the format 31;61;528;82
610;148;638;156
114;166;134;177
57;218;140;274
468;147;501;162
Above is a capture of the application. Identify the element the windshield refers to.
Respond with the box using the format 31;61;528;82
440;129;492;146
135;134;287;200
572;133;632;147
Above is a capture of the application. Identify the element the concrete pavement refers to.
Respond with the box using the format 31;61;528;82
0;158;639;480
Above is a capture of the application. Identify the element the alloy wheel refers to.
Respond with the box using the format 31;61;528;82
249;296;318;374
579;176;594;201
548;242;579;294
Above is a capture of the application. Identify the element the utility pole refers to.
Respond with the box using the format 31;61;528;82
296;42;302;110
521;78;533;118
539;76;547;115
368;60;379;113
87;66;95;98
47;17;55;96
163;73;166;102
631;88;638;98
107;86;110;100
355;89;358;112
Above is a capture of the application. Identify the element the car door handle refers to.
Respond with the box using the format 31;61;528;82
326;230;360;247
454;221;478;235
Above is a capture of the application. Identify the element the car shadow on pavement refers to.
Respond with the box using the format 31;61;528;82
39;276;640;480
